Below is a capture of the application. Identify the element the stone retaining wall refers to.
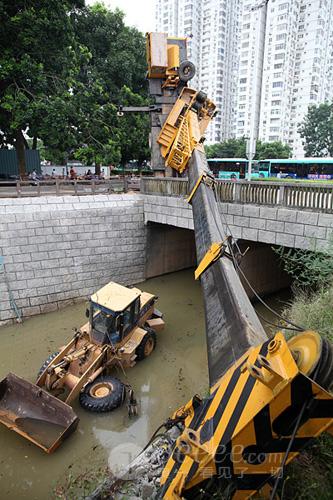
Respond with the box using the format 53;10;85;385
3;192;333;326
144;195;333;252
0;195;145;326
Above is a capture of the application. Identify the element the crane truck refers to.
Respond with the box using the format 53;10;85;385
105;32;333;500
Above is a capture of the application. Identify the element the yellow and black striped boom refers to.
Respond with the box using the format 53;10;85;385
159;332;333;499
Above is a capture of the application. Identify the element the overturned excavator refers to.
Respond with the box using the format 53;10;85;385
104;33;333;500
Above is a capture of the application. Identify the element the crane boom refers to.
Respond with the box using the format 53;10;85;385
101;32;333;500
144;33;333;500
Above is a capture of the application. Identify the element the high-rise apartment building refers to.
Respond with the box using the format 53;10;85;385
237;0;333;157
155;0;333;155
154;0;242;143
289;0;333;156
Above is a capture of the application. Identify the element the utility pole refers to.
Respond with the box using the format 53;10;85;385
250;0;269;11
245;0;269;180
246;137;256;180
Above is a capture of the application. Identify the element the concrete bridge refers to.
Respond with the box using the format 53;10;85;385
1;179;333;325
142;178;333;252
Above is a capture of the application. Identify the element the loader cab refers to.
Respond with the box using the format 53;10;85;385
88;282;141;346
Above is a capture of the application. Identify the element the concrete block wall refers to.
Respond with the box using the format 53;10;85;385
2;192;333;326
144;195;333;252
0;195;145;326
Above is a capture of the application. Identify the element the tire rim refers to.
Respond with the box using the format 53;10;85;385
288;331;322;376
144;337;154;357
90;382;114;399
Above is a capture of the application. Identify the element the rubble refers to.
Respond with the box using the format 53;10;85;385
87;426;182;499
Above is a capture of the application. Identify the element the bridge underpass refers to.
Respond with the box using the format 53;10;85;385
142;178;333;252
146;222;291;300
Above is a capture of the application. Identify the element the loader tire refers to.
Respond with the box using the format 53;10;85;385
136;329;156;361
37;351;60;380
79;376;125;413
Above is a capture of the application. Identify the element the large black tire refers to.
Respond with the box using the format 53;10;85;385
79;375;125;413
179;60;196;82
37;351;59;380
136;329;157;361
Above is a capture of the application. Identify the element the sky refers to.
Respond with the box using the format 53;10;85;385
86;0;155;33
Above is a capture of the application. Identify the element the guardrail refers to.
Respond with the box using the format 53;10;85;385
0;178;128;198
140;177;189;197
141;177;333;213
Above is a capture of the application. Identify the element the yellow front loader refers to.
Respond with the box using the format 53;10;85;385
0;281;165;452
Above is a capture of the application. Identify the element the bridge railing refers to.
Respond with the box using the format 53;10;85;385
0;178;128;198
140;177;189;197
141;177;333;213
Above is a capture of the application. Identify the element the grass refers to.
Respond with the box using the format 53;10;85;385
284;284;333;343
280;282;333;499
54;465;110;499
281;434;333;500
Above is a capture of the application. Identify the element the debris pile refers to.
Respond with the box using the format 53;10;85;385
88;427;182;499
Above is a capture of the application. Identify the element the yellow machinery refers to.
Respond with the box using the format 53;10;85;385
159;331;333;499
0;281;164;452
148;32;333;499
146;32;196;87
157;87;216;173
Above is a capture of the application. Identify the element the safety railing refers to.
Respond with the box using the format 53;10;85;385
0;178;128;198
140;177;333;213
140;177;189;197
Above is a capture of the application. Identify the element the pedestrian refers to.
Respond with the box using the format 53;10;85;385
52;168;57;178
70;166;77;180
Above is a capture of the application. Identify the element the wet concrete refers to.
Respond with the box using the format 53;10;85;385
0;269;290;499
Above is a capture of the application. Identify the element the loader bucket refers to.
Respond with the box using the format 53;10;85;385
0;372;79;453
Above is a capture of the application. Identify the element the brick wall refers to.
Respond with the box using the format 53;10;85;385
0;195;145;326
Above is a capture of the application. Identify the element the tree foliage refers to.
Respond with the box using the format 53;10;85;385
0;0;87;175
0;0;149;174
205;138;291;160
71;3;149;167
299;102;333;157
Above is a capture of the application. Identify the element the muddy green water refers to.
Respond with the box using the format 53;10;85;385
0;270;290;499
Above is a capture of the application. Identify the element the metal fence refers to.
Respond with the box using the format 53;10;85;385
141;177;333;213
0;178;128;198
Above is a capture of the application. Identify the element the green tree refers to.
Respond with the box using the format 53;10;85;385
0;0;86;175
299;102;333;157
205;138;291;160
205;138;246;158
256;140;291;160
71;3;149;167
0;1;150;174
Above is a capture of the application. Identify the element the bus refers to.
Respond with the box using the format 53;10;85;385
207;158;270;180
258;158;333;180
